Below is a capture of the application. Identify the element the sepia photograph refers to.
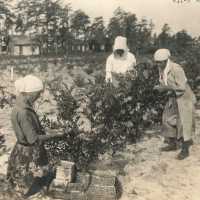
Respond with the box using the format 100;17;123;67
0;0;200;199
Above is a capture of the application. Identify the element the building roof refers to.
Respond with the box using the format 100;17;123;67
11;35;38;46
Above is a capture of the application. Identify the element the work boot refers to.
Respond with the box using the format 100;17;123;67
160;138;177;152
176;140;193;160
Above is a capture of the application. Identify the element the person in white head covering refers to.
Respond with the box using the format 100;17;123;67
7;75;63;198
153;48;196;160
105;36;136;86
14;77;24;95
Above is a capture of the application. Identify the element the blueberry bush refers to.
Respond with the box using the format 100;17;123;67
44;61;167;170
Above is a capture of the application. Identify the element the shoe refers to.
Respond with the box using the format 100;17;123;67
176;140;193;160
176;149;189;160
160;144;177;152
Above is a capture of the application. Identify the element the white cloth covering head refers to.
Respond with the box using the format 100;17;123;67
154;48;171;61
14;75;43;93
161;59;171;86
113;36;128;52
14;77;24;94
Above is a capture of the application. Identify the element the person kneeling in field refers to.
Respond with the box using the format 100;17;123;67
153;49;196;160
105;36;137;87
7;75;63;198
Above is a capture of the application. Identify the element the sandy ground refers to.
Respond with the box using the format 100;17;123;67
0;106;200;200
119;109;200;200
0;65;199;200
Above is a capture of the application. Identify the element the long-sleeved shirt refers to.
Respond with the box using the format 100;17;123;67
159;60;196;141
11;94;45;145
105;52;136;82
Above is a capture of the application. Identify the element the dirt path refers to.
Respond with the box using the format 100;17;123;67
120;109;200;200
0;108;200;200
119;138;200;200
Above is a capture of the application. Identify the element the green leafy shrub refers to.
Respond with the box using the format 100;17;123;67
0;87;16;109
44;61;167;170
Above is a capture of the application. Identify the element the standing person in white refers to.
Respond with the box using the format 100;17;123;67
105;36;136;87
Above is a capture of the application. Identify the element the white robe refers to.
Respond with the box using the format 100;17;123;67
105;52;136;82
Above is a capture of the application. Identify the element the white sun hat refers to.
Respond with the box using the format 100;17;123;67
113;36;128;51
14;75;43;93
14;77;25;94
154;48;171;61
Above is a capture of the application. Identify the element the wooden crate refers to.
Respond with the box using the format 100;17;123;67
49;167;117;200
76;172;116;187
49;161;76;199
76;171;117;200
48;188;67;199
66;183;84;193
52;161;75;188
70;191;86;200
86;185;116;200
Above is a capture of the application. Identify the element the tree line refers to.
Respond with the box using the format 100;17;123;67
0;0;200;58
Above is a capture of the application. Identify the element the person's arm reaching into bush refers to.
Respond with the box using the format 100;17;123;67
18;110;64;145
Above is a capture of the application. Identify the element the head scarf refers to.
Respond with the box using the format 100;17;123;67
154;48;171;61
14;77;24;95
14;75;43;93
162;59;171;86
154;49;172;85
113;36;129;53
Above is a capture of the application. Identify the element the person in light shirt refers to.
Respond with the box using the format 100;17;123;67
105;36;136;87
153;48;196;160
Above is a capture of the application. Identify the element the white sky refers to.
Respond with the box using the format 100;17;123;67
61;0;200;37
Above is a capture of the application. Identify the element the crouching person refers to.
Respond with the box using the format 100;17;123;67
7;75;63;198
153;49;196;160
